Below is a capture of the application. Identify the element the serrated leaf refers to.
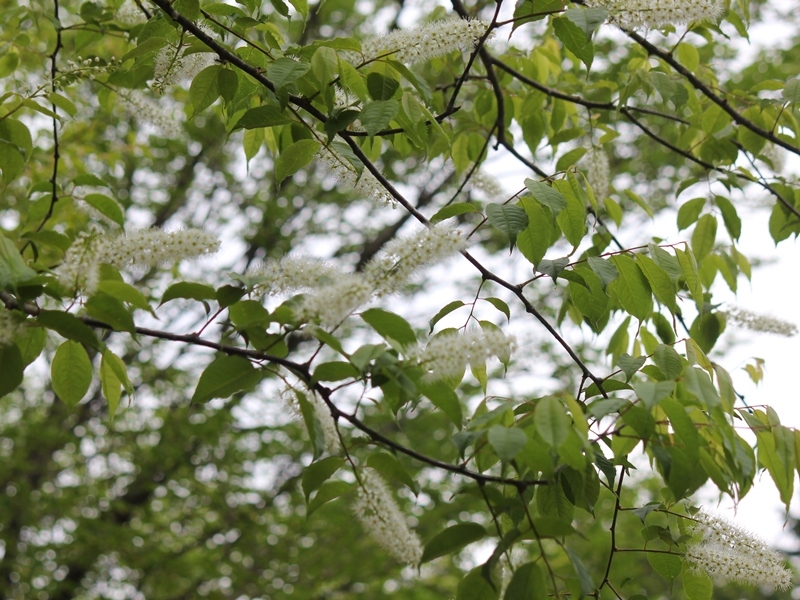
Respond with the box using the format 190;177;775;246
587;256;618;286
504;562;546;600
486;203;528;248
302;456;344;500
361;307;417;347
783;78;800;104
287;0;308;19
564;7;608;38
275;139;321;185
456;566;499;600
82;193;124;226
234;105;292;130
610;254;652;320
267;57;310;89
691;214;717;261
553;17;593;70
483;297;510;323
367;452;419;494
535;396;570;448
97;280;152;314
307;480;352;516
430;202;478;224
160;282;216;306
517;197;554;267
636;254;677;314
429;300;465;333
677;197;705;231
422;523;486;563
616;353;645;381
488;426;528;462
191;354;263;403
653;344;683;379
524;179;566;214
553;179;586;248
360;100;399;138
683;567;712;600
0;232;37;288
367;72;400;101
312;361;359;382
647;552;682;581
714;196;741;241
420;380;463;427
536;257;569;279
51;340;93;408
189;65;221;113
86;294;136;334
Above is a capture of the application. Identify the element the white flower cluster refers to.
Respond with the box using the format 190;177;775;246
250;225;465;328
723;307;797;337
0;309;23;347
353;468;423;565
317;146;393;205
57;228;220;294
360;18;492;65
119;90;182;138
364;225;467;296
587;0;724;29
469;170;506;202
685;511;793;590
407;328;516;381
582;148;610;200
116;1;148;25
761;143;786;174
282;385;340;454
153;45;215;94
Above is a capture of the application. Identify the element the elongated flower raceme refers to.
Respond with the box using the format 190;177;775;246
723;306;797;337
119;90;182;138
360;18;492;65
57;228;220;294
153;45;215;94
353;469;423;565
317;146;393;205
684;511;793;590
582;148;611;200
0;309;23;346
586;0;724;29
282;385;340;454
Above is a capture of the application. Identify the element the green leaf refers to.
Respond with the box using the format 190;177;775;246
691;214;717;262
714;196;741;241
0;344;24;398
361;307;417;347
367;452;419;495
524;179;566;214
312;361;359;382
566;547;596;596
287;0;307;17
616;353;645;381
564;7;608;38
189;65;221;113
367;72;400;101
36;310;101;350
488;426;528;462
82;193;125;227
430;202;478;224
311;46;338;88
783;78;800;104
647;552;682;582
483;297;510;323
234;105;292;130
428;300;465;333
307;480;353;516
51;340;93;408
631;381;674;409
587;256;618;286
191;354;263;403
85;294;136;334
535;396;570;448
636;254;677;314
486;203;529;248
682;567;712;600
553;16;593;70
456;566;499;600
504;561;546;600
653;344;683;379
100;350;124;419
267;57;310;89
420;380;463;427
360;100;399;138
610;254;652;320
555;147;587;172
676;246;703;311
275;139;321;185
97;280;152;314
0;232;37;289
553;178;586;248
422;523;486;563
217;68;238;102
302;456;344;500
517;197;554;266
160;282;216;306
229;300;270;329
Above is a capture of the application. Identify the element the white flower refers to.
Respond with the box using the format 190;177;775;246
761;144;786;174
119;90;182;138
153;45;215;93
353;469;423;565
364;224;467;295
360;18;492;65
685;511;793;590
298;274;374;329
0;309;23;346
723;307;797;337
586;0;724;29
252;257;343;297
408;328;516;381
582;148;610;200
116;1;148;25
469;170;506;202
58;228;220;294
317;146;393;205
283;384;340;454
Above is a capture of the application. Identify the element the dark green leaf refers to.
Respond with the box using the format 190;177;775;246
275;139;321;185
610;254;652;320
234;105;292;130
488;426;528;462
36;310;101;350
524;179;566;214
535;396;570;448
422;523;486;563
456;566;499;600
360;100;399;138
189;65;221;113
302;456;345;500
191;354;263;403
312;361;359;382
367;72;400;101
430;203;478;224
361;307;417;347
267;58;310;89
504;562;546;600
367;453;419;494
85;293;136;334
553;17;593;70
616;353;645;381
0;344;24;398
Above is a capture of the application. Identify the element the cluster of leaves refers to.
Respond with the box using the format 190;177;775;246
1;0;799;597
